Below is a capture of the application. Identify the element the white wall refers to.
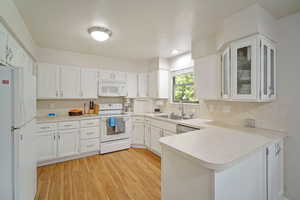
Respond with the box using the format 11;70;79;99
277;12;300;200
168;52;194;71
37;47;148;72
0;0;37;58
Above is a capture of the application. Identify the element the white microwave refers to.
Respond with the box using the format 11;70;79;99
98;80;127;97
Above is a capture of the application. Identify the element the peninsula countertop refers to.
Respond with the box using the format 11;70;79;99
159;120;287;171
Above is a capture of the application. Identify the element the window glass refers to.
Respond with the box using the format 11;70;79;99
172;73;198;103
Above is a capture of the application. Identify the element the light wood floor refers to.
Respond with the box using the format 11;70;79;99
35;148;161;200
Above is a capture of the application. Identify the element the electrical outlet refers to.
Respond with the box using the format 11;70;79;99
244;118;256;128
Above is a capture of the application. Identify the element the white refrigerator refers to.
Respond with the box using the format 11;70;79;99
0;64;37;200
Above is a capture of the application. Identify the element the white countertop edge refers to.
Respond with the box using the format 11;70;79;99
160;135;283;171
36;115;100;123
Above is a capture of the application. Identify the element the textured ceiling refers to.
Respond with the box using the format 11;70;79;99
13;0;300;61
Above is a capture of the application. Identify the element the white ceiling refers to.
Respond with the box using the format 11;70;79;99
13;0;300;61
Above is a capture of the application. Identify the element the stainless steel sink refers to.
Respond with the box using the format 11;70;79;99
157;113;194;121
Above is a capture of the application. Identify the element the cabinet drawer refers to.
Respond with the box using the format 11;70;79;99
80;119;99;128
37;123;57;132
80;139;99;153
80;127;100;139
58;121;79;130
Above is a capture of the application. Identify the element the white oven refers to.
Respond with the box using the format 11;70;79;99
100;115;130;142
99;104;132;154
98;80;127;97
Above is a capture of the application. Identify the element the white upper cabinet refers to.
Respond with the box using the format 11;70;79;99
221;48;231;99
194;54;220;100
220;35;276;102
138;72;148;98
231;36;258;100
6;35;22;67
0;23;7;65
37;63;60;99
60;66;81;98
148;70;169;99
127;72;138;98
80;68;98;99
260;37;276;101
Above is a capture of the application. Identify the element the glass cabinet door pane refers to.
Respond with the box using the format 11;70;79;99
223;54;228;95
270;49;275;95
237;46;252;95
263;45;268;95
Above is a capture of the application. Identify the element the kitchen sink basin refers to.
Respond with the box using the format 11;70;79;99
157;114;194;120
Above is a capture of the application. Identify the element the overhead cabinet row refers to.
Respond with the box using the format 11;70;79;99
37;63;170;99
195;34;276;102
37;63;98;99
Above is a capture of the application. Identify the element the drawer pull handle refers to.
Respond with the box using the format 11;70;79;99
86;144;95;148
86;132;94;135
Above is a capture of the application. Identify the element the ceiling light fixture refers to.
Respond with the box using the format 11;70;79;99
171;49;180;55
88;26;112;42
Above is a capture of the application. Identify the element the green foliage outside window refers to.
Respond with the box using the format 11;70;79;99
173;73;198;103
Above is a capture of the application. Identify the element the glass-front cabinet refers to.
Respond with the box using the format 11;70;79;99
221;35;276;102
221;48;231;99
231;36;258;100
261;38;276;101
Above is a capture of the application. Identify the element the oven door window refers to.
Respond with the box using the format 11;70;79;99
106;118;126;135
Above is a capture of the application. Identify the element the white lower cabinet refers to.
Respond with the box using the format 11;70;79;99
144;124;151;149
132;122;145;146
150;126;163;155
57;129;79;157
36;118;100;165
36;131;57;162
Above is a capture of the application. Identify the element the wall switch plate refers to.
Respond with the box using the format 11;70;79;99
222;105;231;113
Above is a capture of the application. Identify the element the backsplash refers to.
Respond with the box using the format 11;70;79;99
161;99;288;132
37;97;123;117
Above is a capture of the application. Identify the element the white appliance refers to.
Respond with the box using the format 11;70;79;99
99;104;131;154
98;80;127;97
0;65;37;200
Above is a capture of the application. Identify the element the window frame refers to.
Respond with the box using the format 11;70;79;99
171;71;199;104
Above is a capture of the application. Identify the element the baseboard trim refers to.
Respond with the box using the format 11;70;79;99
37;151;99;167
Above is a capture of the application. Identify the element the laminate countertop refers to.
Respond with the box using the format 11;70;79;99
159;120;287;171
36;114;100;123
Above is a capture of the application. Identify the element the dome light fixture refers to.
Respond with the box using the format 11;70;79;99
171;49;180;55
88;26;112;42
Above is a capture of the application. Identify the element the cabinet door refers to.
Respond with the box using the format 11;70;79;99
148;71;157;98
81;68;98;98
150;126;162;155
37;63;60;99
57;129;79;157
0;23;7;64
7;35;22;67
261;38;276;101
158;70;169;98
132;122;145;145
127;72;138;98
138;73;148;97
60;66;81;98
115;71;127;82
267;141;283;200
144;125;151;148
36;132;57;161
231;37;258;100
221;48;231;99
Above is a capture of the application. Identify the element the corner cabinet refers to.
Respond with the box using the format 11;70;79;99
221;35;276;102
